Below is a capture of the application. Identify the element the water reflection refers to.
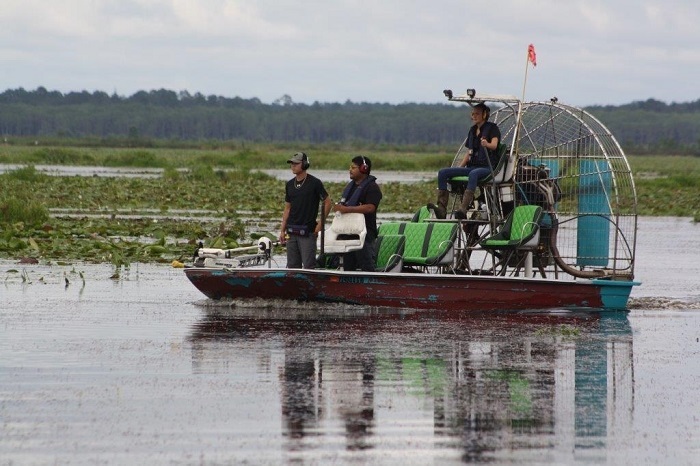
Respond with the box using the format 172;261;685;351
188;308;633;462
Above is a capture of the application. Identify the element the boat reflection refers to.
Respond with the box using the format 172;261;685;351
188;305;633;462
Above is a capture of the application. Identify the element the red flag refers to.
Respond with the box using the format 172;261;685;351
528;44;537;67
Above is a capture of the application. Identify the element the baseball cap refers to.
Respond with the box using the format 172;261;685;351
287;152;305;164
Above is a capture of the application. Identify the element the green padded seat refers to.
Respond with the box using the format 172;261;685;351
411;205;431;222
479;204;543;276
480;205;543;249
378;222;458;267
374;234;405;273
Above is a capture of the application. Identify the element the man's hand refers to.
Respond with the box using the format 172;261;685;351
333;203;348;214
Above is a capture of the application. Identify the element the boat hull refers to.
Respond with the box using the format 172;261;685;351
184;267;637;312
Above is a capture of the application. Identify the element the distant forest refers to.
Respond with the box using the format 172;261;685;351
1;87;699;155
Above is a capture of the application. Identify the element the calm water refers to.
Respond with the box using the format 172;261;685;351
1;217;699;465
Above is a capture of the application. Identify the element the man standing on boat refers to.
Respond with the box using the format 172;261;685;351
428;103;501;219
333;156;383;271
280;152;332;269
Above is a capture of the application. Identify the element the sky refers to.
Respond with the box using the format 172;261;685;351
1;0;698;107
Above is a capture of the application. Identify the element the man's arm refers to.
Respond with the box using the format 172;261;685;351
333;203;376;215
279;202;291;244
459;150;473;167
322;195;332;219
315;196;333;234
333;183;381;214
481;123;500;151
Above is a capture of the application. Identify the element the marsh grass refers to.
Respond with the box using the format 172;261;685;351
0;166;51;225
3;164;44;182
1;147;698;264
0;162;434;264
0;214;241;265
1;143;456;171
162;166;182;181
38;147;97;165
0;198;49;224
630;155;700;219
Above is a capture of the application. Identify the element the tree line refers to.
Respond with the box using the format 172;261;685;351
1;87;699;154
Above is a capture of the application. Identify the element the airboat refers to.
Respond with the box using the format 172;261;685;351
185;89;640;312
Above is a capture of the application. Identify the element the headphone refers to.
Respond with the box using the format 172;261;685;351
300;152;310;170
359;156;369;174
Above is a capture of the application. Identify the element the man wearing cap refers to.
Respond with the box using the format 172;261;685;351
280;152;332;269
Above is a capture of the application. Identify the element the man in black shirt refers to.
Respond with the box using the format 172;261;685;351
280;152;332;268
428;103;501;219
333;155;383;271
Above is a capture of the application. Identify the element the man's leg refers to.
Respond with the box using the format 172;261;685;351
430;167;470;219
466;167;491;192
437;167;469;190
356;236;378;272
343;251;358;271
286;235;303;268
298;235;318;269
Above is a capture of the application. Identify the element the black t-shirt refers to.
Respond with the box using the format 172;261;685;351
466;121;501;167
285;174;328;230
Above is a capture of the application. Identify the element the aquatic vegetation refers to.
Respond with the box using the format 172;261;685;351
0;168;50;224
1;149;698;264
3;164;45;181
0;214;244;265
0;143;456;171
0;199;49;225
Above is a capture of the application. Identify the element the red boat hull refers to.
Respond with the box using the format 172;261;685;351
184;268;637;312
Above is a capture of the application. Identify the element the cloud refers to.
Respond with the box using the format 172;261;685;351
0;0;698;105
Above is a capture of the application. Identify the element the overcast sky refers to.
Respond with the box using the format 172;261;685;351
2;0;697;107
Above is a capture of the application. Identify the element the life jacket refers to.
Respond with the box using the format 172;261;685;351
339;175;377;206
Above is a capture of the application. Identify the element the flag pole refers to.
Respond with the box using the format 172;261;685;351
521;47;531;104
514;46;533;160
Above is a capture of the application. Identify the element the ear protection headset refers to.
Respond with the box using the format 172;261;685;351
359;156;369;174
300;152;310;170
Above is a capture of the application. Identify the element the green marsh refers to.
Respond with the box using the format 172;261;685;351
1;145;698;266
